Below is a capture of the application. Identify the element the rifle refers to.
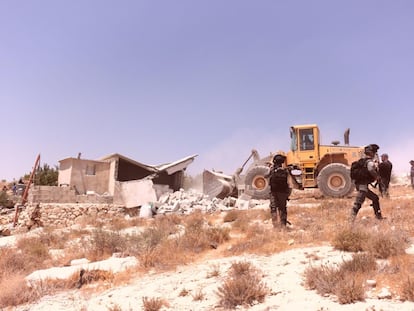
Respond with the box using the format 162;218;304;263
371;177;385;197
371;152;385;197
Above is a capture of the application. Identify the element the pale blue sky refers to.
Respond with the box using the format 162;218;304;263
1;0;413;181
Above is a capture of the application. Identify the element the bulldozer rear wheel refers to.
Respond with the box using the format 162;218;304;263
244;166;270;200
317;163;354;198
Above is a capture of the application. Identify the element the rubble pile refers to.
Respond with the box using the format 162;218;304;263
153;188;237;215
145;188;269;217
0;188;270;231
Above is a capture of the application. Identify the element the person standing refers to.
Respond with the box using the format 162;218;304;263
267;153;291;228
410;160;414;189
351;144;383;221
378;153;393;197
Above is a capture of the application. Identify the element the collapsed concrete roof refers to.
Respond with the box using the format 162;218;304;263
98;153;198;175
58;153;199;200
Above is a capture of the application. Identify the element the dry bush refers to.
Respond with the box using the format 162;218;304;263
339;253;377;274
228;260;254;277
178;288;189;297
134;236;189;270
76;214;105;228
304;264;342;295
401;277;414;301
222;208;269;225
228;209;269;233
223;209;240;223
191;288;204;301
0;248;28;278
304;263;365;303
332;227;369;252
365;230;408;259
384;255;414;299
289;198;353;244
304;253;375;304
34;271;81;292
38;227;70;249
127;214;181;256
137;226;169;250
108;216;132;231
77;269;115;288
87;228;127;260
177;211;230;254
178;225;223;253
207;263;220;278
0;273;40;308
335;274;365;304
227;226;285;256
122;215;185;268
216;261;268;309
142;296;168;311
137;246;161;268
152;214;182;234
25;268;115;296
16;235;51;270
106;304;123;311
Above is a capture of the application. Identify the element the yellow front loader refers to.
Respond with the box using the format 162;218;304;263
203;124;364;199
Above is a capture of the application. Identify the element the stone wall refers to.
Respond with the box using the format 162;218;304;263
0;203;132;229
28;186;113;204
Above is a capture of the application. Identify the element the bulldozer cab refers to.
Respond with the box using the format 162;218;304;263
288;124;320;188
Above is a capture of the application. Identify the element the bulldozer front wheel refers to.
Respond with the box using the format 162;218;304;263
316;163;353;198
244;166;270;200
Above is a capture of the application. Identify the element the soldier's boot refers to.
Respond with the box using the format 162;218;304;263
271;211;278;228
280;209;288;227
349;205;359;223
372;201;383;220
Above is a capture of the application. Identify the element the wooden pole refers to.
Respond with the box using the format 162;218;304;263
13;154;41;227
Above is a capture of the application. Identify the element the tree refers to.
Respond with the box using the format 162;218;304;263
33;164;59;186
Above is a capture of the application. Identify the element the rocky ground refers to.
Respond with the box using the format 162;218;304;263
2;181;414;311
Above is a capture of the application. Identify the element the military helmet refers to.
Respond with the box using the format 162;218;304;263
364;144;379;155
273;152;286;164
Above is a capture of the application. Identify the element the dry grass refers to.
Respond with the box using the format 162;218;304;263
191;288;205;301
142;296;168;311
0;274;40;308
333;225;409;259
216;261;268;309
207;263;221;278
401;276;414;301
1;185;414;308
223;209;240;223
332;226;369;252
304;252;377;304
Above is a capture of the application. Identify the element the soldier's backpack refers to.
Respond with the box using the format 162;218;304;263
350;158;373;183
270;167;289;191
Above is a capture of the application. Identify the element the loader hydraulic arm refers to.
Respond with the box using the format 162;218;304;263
234;149;260;176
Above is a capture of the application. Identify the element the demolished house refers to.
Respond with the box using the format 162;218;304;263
29;153;198;207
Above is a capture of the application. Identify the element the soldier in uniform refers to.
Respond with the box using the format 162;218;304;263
378;153;392;197
350;144;383;221
267;153;291;228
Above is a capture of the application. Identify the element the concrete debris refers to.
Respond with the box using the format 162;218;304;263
0;226;11;236
377;287;392;299
152;188;264;216
26;256;138;283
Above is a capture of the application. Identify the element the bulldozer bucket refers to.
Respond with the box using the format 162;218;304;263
202;169;237;199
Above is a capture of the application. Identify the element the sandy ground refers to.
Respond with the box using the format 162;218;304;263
8;243;414;311
4;183;414;311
